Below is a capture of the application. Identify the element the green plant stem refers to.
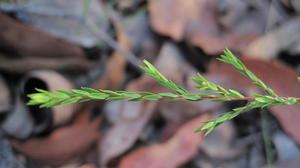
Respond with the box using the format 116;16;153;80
26;49;300;135
29;90;300;106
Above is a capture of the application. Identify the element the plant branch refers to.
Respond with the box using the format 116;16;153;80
26;49;300;135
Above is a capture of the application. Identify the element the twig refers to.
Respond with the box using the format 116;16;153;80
26;49;300;135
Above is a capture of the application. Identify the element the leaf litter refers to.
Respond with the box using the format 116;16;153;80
1;0;300;167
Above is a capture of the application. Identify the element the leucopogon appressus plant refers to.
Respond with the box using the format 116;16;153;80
27;49;300;135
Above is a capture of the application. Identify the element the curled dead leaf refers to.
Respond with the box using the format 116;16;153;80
10;108;102;166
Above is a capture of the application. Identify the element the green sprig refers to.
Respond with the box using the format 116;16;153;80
218;49;277;96
27;49;300;135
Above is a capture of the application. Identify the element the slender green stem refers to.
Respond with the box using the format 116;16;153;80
26;49;300;135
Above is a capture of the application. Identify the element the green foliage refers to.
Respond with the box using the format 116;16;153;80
218;49;277;96
140;60;188;95
27;49;300;135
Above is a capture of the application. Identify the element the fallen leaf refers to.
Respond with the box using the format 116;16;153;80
10;107;102;166
119;114;210;168
201;121;240;159
99;100;157;166
245;17;300;59
0;57;93;72
149;0;259;54
2;0;109;47
0;14;86;59
99;72;161;167
218;0;287;34
273;131;300;162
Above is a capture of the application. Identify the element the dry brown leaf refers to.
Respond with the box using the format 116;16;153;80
10;107;102;166
206;57;300;144
99;75;160;166
99;100;157;166
119;114;210;168
149;0;258;54
0;14;85;59
4;0;109;47
0;57;93;72
218;0;287;34
244;17;300;59
201;122;240;159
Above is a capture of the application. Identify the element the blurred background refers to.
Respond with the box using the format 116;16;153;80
1;0;300;167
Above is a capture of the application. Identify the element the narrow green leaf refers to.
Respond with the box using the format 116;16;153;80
183;94;201;101
273;97;286;102
217;86;229;94
106;96;128;101
100;89;118;95
129;97;144;102
77;98;92;103
159;98;181;101
122;92;141;99
211;98;230;102
35;88;50;94
143;60;156;71
138;91;156;95
198;94;213;97
71;89;90;96
158;92;178;98
286;97;297;105
61;97;82;105
229;89;244;98
81;87;100;93
89;93;109;100
27;93;50;103
27;100;41;105
204;126;215;136
194;121;214;133
143;94;162;100
206;82;217;90
40;100;62;108
198;86;210;91
49;92;69;99
255;97;272;103
192;77;202;85
57;90;74;96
